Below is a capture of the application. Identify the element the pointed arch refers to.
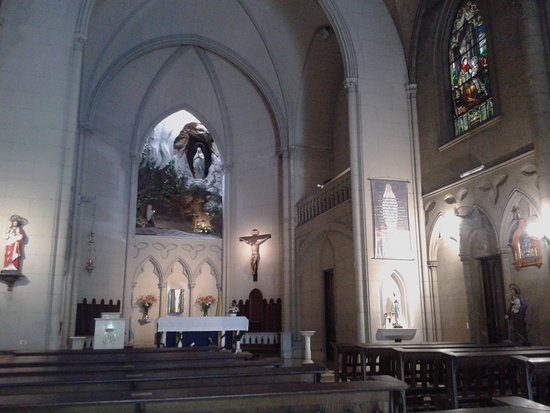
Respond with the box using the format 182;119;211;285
132;255;163;285
192;257;221;286
380;271;409;328
166;257;193;287
500;188;540;248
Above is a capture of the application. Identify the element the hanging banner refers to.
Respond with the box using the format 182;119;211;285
371;179;412;259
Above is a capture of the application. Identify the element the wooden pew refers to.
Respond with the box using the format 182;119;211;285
0;364;328;396
440;348;550;409
9;345;218;357
332;342;549;412
0;375;408;413
0;348;252;367
332;342;512;383
392;345;540;411
512;355;550;405
0;356;283;377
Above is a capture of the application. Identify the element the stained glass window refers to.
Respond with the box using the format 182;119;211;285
449;1;493;137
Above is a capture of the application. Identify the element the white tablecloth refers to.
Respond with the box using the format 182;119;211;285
156;316;249;332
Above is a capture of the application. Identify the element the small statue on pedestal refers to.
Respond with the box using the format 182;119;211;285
1;214;28;291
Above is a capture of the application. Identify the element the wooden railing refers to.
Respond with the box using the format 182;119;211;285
296;168;351;225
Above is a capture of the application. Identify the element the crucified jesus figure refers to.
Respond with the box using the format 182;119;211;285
239;229;271;281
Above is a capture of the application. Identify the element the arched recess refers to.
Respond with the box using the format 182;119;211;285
165;257;193;317
427;211;463;341
379;271;409;328
500;188;540;249
190;258;220;317
297;223;355;360
129;257;162;346
459;206;503;344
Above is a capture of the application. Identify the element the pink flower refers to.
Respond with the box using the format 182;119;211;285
137;294;158;307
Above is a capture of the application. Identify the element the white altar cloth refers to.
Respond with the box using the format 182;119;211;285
157;316;249;332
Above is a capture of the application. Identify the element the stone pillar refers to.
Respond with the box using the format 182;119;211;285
426;260;442;341
57;33;88;349
280;147;295;360
406;83;430;341
345;78;368;342
516;1;550;224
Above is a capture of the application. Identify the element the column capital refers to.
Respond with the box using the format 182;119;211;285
344;78;358;90
280;146;295;160
78;123;93;135
73;33;87;51
405;83;418;94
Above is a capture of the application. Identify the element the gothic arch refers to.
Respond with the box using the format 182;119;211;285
132;255;163;286
165;257;193;288
80;35;286;150
379;271;409;328
500;188;540;249
192;257;222;287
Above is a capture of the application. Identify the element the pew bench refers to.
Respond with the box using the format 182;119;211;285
0;376;407;413
438;348;550;410
0;356;283;377
512;355;550;405
0;348;252;368
0;364;328;396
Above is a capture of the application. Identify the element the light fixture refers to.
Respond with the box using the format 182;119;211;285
85;232;96;274
459;164;485;179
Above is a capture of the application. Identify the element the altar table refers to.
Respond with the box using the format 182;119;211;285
157;316;249;350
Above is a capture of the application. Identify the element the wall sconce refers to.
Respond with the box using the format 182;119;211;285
85;232;96;274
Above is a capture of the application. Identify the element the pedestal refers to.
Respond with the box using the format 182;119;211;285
300;330;315;364
375;328;416;343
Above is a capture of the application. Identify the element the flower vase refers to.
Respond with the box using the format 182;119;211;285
201;305;209;317
142;305;150;321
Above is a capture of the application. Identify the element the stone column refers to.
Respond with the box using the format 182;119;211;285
426;260;442;341
516;1;550;225
57;33;88;349
406;83;430;341
280;147;295;360
345;78;368;342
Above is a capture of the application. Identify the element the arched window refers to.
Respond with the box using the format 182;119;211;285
449;1;493;137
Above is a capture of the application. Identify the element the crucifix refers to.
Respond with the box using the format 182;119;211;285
239;229;271;281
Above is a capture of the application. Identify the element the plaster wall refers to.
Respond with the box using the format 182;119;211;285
424;152;550;345
416;0;535;194
0;2;80;350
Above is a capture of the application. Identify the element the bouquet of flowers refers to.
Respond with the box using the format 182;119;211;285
196;295;216;316
228;300;240;315
136;294;158;308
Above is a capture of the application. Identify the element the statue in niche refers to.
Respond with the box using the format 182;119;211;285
193;147;206;179
2;215;27;272
135;118;222;235
392;293;402;328
173;122;215;179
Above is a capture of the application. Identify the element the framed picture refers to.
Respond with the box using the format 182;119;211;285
371;179;412;259
510;212;542;270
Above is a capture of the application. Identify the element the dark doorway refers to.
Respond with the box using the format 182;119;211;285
324;269;336;361
479;255;507;343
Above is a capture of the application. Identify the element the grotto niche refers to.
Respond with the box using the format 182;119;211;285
136;112;222;236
